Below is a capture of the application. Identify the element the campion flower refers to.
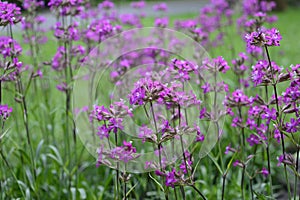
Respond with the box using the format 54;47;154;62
97;125;109;139
243;0;276;16
165;169;178;188
98;0;114;10
90;100;132;123
51;46;66;71
131;1;146;9
245;28;282;47
201;82;211;94
23;0;44;11
120;14;142;28
225;89;251;107
48;0;86;16
260;168;269;177
54;22;81;41
0;2;22;26
128;78;166;105
110;141;138;163
0;36;22;59
179;151;192;174
251;60;282;86
154;17;168;28
224;145;236;154
232;52;248;75
0;105;13;121
203;56;230;74
277;153;296;167
285;118;300;133
273;129;281;143
261;107;277;124
196;129;205;142
85;19;118;42
138;125;156;143
246;134;261;146
153;2;167;12
97;141;139;165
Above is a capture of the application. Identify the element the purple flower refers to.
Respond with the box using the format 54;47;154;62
274;128;281;143
56;82;68;92
0;105;13;121
261;168;269;177
97;125;109;139
214;56;230;73
110;141;138;163
131;1;146;9
179;151;192;174
246;134;261;146
138;125;155;143
261;107;277;124
153;2;167;12
51;46;66;71
154;17;168;28
245;28;282;47
48;0;85;16
246;118;257;130
165;168;178;188
98;0;114;10
231;117;242;127
199;107;207;119
195;126;205;142
108;118;123;134
285;118;300;133
161;120;172;134
277;154;284;166
0;2;22;26
233;160;244;168
201;82;211;94
23;0;44;10
0;36;22;58
233;89;249;103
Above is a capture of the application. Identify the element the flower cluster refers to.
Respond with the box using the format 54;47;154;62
0;36;22;59
97;141;139;166
48;0;87;16
245;28;282;48
155;150;193;188
0;1;22;26
0;105;13;121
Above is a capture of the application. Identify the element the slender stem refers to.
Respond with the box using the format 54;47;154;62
150;102;162;171
241;167;245;200
250;178;254;200
180;186;186;200
294;144;299;200
115;133;120;200
190;185;207;200
264;45;290;199
174;187;178;200
264;85;273;197
123;176;127;200
221;173;227;200
0;150;25;198
238;106;245;148
178;105;189;178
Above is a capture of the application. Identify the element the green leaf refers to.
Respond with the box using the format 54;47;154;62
208;153;223;174
123;182;138;200
148;173;164;192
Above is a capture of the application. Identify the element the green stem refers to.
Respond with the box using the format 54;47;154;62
221;173;227;200
264;45;290;199
190;185;207;200
241;167;245;200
